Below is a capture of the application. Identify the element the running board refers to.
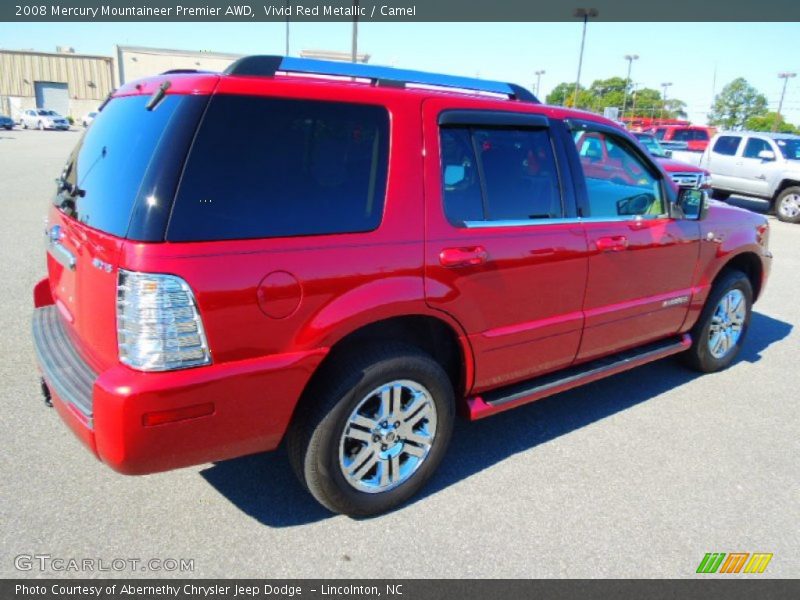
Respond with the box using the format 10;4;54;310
466;334;691;420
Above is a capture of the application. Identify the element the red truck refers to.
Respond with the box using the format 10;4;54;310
650;124;716;153
32;56;772;516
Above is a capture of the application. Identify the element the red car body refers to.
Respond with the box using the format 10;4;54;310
32;68;771;477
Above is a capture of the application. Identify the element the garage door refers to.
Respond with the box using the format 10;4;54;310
34;81;69;116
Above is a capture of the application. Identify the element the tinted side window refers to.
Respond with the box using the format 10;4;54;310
572;128;664;218
672;129;691;141
168;96;389;242
713;136;742;156
440;126;562;225
742;138;771;159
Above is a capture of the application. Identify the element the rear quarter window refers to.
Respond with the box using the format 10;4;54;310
167;96;390;242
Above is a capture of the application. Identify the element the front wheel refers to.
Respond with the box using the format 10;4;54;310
287;343;455;516
775;186;800;224
683;270;752;373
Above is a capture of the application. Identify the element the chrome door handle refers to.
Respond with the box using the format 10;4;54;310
439;246;488;267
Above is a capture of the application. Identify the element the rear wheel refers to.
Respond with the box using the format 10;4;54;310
775;186;800;224
683;270;752;372
287;343;455;516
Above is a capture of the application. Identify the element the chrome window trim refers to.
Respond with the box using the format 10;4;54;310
462;214;667;229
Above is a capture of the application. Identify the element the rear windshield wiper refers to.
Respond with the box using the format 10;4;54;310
146;80;171;111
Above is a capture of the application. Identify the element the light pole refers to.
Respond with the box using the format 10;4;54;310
630;82;640;119
534;70;546;97
351;0;359;63
775;72;797;132
621;54;638;119
660;82;672;120
284;0;290;55
573;8;598;108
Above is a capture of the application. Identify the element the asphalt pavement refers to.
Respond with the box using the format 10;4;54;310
0;128;797;578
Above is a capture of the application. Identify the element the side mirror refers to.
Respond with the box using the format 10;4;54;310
664;149;673;158
758;149;776;161
676;188;708;220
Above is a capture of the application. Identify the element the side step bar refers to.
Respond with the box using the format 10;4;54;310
466;334;691;420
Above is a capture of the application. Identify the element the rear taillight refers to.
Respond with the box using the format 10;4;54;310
116;269;211;371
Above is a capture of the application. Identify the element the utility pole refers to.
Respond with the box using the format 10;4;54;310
572;8;598;108
660;82;672;120
351;0;359;63
534;70;546;97
631;82;639;118
621;54;638;119
775;72;796;132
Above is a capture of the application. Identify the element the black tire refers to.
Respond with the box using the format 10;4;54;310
774;186;800;224
683;269;753;373
711;189;730;201
287;342;455;516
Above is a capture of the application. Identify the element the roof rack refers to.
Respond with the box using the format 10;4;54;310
223;55;539;103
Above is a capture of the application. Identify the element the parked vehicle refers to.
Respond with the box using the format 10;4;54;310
32;57;772;516
700;131;800;223
632;132;710;189
650;125;715;153
81;111;98;127
0;114;14;130
19;109;70;131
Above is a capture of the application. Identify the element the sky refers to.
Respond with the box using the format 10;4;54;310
2;21;799;125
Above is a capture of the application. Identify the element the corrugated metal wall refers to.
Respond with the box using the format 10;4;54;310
0;50;113;100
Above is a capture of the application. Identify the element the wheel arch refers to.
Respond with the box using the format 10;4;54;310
294;313;474;423
715;250;764;301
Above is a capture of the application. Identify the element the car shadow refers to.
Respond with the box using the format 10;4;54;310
200;311;791;527
726;195;771;215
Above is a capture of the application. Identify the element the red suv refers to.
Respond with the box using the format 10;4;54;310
32;56;772;516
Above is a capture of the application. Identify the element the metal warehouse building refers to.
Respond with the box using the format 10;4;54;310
115;45;242;86
0;48;114;120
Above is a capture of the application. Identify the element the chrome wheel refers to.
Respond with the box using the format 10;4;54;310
778;193;800;219
339;379;437;494
708;289;746;359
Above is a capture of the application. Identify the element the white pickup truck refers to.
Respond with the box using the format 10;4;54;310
699;131;800;223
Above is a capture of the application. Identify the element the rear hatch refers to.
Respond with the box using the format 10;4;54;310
47;80;213;370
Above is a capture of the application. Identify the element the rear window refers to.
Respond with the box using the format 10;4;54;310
167;96;390;242
713;136;742;156
55;94;208;240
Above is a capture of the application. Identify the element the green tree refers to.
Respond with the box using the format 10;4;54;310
708;78;768;130
545;82;592;108
744;112;797;133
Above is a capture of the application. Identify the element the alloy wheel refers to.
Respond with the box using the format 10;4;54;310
708;289;746;359
338;379;437;494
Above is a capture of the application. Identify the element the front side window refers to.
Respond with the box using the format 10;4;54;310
439;126;562;225
742;138;772;159
168;96;389;242
572;126;665;219
713;136;742;156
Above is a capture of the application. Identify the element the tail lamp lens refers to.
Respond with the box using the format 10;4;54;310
117;269;211;371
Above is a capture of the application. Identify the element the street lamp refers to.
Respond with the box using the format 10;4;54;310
534;70;546;97
660;82;673;120
573;8;598;108
775;72;797;132
621;54;639;119
630;82;640;119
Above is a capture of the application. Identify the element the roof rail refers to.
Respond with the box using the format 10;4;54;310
223;55;539;103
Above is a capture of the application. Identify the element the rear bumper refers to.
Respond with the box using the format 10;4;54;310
32;303;326;475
